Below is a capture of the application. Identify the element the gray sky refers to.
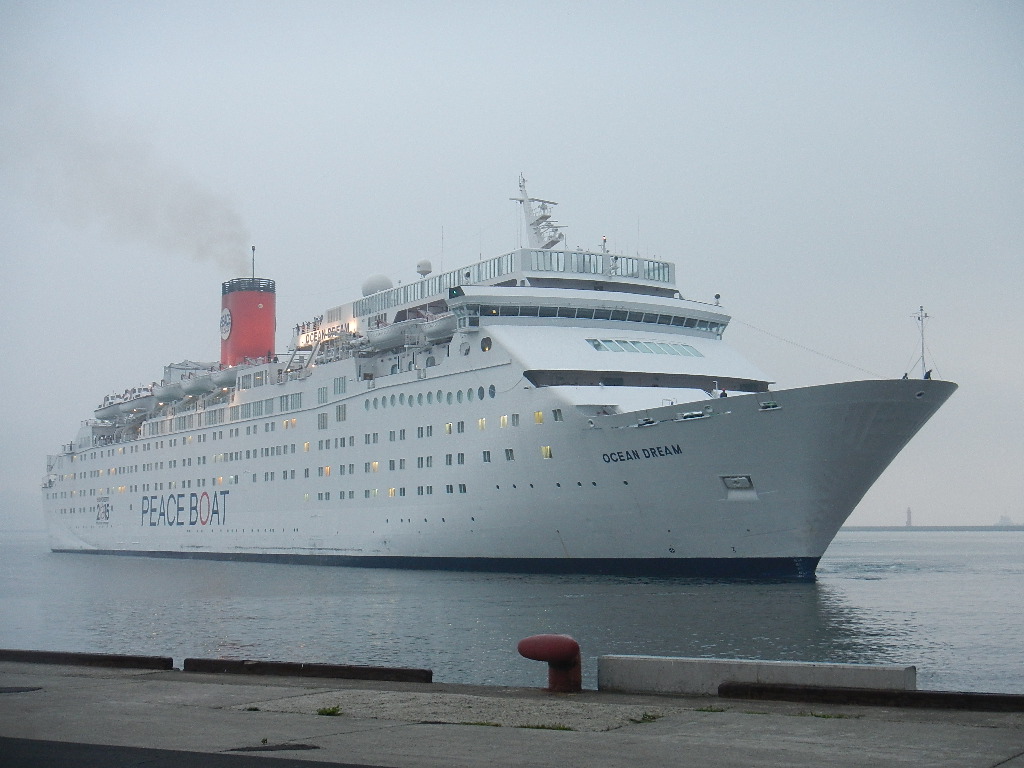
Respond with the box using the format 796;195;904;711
1;1;1021;530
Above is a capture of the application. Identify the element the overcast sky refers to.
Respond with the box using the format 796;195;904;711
1;1;1021;530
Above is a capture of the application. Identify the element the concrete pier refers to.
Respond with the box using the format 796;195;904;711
1;656;1023;767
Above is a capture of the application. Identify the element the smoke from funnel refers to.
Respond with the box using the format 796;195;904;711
2;95;250;274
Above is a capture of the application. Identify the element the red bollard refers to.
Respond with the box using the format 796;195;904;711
517;634;582;693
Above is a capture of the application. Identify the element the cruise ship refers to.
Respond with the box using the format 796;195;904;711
42;179;956;579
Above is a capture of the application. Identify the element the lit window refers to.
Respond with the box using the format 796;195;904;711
541;446;553;459
534;411;544;424
500;415;508;428
478;418;486;430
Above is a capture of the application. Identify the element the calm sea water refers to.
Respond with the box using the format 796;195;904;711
1;528;1021;693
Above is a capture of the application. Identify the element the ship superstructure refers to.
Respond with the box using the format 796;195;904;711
42;179;956;579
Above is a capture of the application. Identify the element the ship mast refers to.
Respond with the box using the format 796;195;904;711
914;306;931;379
511;174;565;250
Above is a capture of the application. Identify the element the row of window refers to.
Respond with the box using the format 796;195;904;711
364;385;498;410
314;484;468;501
50;444;553;498
586;338;704;357
454;303;724;334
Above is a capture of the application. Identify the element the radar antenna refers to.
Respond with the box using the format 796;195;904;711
511;174;565;250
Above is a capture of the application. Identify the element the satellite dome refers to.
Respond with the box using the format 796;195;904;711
416;259;433;277
361;274;393;296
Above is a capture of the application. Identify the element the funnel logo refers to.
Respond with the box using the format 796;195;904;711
219;307;233;340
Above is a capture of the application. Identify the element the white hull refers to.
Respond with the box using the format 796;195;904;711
44;371;954;578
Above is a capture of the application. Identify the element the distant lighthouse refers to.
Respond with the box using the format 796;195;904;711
905;507;912;527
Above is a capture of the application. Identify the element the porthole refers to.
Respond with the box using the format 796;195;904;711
436;389;443;403
481;337;492;352
467;388;474;401
364;400;370;411
381;397;387;409
399;393;406;405
446;392;453;405
488;384;496;398
373;397;379;409
426;392;433;404
390;394;396;407
417;393;424;405
477;386;485;400
456;390;463;403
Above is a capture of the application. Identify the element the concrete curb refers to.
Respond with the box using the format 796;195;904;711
598;655;916;695
181;657;432;683
0;649;173;670
718;682;1024;712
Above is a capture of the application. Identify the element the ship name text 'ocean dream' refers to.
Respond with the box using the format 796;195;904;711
43;177;956;579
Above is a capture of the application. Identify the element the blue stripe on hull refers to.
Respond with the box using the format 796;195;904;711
53;550;821;581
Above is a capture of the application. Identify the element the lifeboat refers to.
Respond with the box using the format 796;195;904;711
119;394;155;416
366;318;424;350
181;373;216;395
93;400;122;420
212;367;239;387
152;381;184;402
422;312;457;342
